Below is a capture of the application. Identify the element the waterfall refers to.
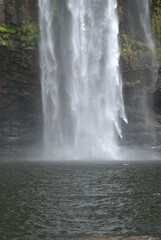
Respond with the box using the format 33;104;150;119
137;0;158;145
137;0;156;59
39;0;127;160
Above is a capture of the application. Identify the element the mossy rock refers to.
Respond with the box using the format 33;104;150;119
0;22;39;50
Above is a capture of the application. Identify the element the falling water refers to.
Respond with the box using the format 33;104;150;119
137;0;156;59
137;0;158;145
39;0;127;160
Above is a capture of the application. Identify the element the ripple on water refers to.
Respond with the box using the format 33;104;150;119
0;161;161;239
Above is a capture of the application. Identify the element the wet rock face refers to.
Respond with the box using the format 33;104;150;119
122;70;161;146
0;1;5;23
0;0;37;25
0;46;42;152
0;0;42;156
154;74;161;114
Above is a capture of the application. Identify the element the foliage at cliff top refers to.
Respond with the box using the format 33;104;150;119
0;21;39;50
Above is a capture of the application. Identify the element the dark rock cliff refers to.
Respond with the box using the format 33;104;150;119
0;0;42;158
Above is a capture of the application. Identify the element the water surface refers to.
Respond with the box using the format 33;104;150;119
0;161;161;239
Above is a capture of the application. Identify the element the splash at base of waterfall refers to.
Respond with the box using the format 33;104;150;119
45;142;121;161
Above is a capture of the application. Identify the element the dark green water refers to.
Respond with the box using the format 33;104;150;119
0;161;161;239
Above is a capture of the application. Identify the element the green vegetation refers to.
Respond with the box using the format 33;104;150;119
149;0;161;48
150;0;161;11
152;8;161;48
156;48;161;69
0;21;39;50
120;0;161;72
120;33;154;71
120;33;136;70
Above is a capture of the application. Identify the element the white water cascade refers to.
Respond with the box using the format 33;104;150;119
39;0;127;160
137;0;159;145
